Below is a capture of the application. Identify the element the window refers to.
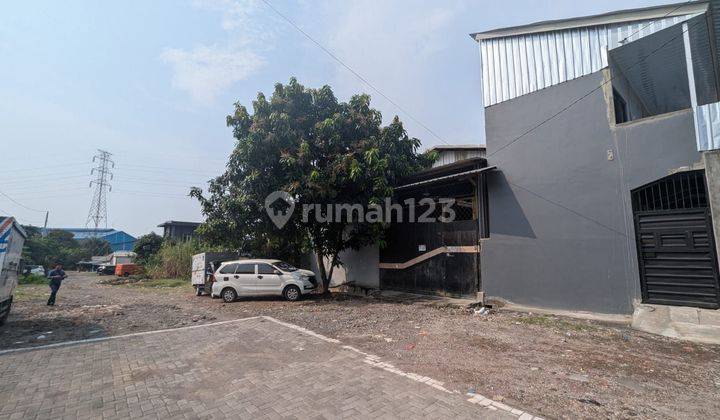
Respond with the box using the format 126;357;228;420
274;261;297;272
613;89;629;124
219;263;238;274
257;263;278;274
235;263;255;274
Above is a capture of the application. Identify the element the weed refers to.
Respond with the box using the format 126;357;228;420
18;274;48;285
515;314;592;332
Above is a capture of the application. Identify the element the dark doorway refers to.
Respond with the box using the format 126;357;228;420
632;170;720;309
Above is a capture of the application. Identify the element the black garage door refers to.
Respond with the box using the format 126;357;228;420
632;170;720;309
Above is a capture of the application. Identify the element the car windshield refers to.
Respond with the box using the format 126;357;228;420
274;261;297;272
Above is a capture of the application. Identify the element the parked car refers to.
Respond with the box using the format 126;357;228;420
211;259;317;302
115;263;142;277
24;265;45;276
96;265;115;275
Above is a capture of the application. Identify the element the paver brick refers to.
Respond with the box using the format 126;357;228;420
0;318;510;419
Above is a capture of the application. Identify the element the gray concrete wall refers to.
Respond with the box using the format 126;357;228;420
307;245;379;289
483;71;703;314
703;150;720;270
331;245;380;289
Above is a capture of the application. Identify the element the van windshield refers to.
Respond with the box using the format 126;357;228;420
274;261;297;272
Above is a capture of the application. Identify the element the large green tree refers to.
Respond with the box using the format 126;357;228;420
192;78;433;292
133;232;164;264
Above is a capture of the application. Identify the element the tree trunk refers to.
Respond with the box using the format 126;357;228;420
326;253;338;293
315;250;330;294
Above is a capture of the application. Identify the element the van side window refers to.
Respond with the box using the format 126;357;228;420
236;263;255;274
219;263;238;274
257;263;277;274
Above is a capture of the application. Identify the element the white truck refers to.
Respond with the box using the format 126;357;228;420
0;217;27;325
191;251;243;296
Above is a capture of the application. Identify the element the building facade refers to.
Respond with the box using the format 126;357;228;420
157;221;201;241
473;1;720;313
57;228;136;252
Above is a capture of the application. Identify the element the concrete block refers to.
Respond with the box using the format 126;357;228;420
698;309;720;326
669;306;700;323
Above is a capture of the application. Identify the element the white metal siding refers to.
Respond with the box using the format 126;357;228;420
431;150;487;168
479;15;698;107
696;102;720;151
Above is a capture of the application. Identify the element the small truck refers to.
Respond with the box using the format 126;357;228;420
0;217;27;325
191;252;243;296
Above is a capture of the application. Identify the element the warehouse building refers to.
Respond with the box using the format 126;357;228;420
472;0;720;314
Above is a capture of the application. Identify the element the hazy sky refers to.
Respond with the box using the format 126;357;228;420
0;0;667;236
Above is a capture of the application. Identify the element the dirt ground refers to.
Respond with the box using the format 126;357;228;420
2;273;719;419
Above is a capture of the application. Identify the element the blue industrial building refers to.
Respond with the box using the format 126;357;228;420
57;228;136;252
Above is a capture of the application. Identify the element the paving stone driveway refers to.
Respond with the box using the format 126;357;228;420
0;317;511;419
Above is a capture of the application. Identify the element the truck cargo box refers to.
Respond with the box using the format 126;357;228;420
0;217;27;325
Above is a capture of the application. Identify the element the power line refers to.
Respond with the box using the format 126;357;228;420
117;163;220;175
113;189;191;199
482;5;698;239
507;180;627;237
0;188;47;213
0;161;89;174
259;0;451;146
488;5;698;159
0;174;89;186
617;1;691;46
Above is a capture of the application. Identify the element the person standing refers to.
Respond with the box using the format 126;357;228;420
47;263;67;306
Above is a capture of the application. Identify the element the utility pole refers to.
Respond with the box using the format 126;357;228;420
42;211;49;237
85;149;114;234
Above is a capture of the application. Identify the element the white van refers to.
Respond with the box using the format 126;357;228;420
211;259;317;302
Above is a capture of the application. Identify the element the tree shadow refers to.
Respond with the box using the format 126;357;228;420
0;315;109;350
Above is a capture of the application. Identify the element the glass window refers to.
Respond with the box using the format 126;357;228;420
274;261;297;272
219;263;238;274
235;263;255;274
613;89;629;124
257;263;278;274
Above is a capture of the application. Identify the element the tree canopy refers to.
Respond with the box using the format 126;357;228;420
192;78;434;291
133;232;164;264
21;228;111;269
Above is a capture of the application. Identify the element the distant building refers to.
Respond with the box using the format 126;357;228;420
157;221;200;241
428;145;486;168
56;228;136;252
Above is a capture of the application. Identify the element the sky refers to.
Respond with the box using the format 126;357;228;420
0;0;669;237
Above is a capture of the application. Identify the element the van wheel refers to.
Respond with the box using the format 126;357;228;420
283;285;301;302
221;288;237;303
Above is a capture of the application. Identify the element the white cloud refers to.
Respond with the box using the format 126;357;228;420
160;45;265;104
161;0;270;104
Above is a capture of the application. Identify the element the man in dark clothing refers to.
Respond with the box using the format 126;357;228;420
47;264;67;306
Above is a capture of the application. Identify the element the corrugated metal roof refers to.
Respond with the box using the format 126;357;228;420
477;14;700;107
471;1;707;40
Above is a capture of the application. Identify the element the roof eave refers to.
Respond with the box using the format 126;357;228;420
470;1;708;42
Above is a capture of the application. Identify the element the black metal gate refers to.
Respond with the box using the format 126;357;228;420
632;171;720;309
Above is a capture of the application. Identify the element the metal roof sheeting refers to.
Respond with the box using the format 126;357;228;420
478;14;700;107
696;102;720;150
